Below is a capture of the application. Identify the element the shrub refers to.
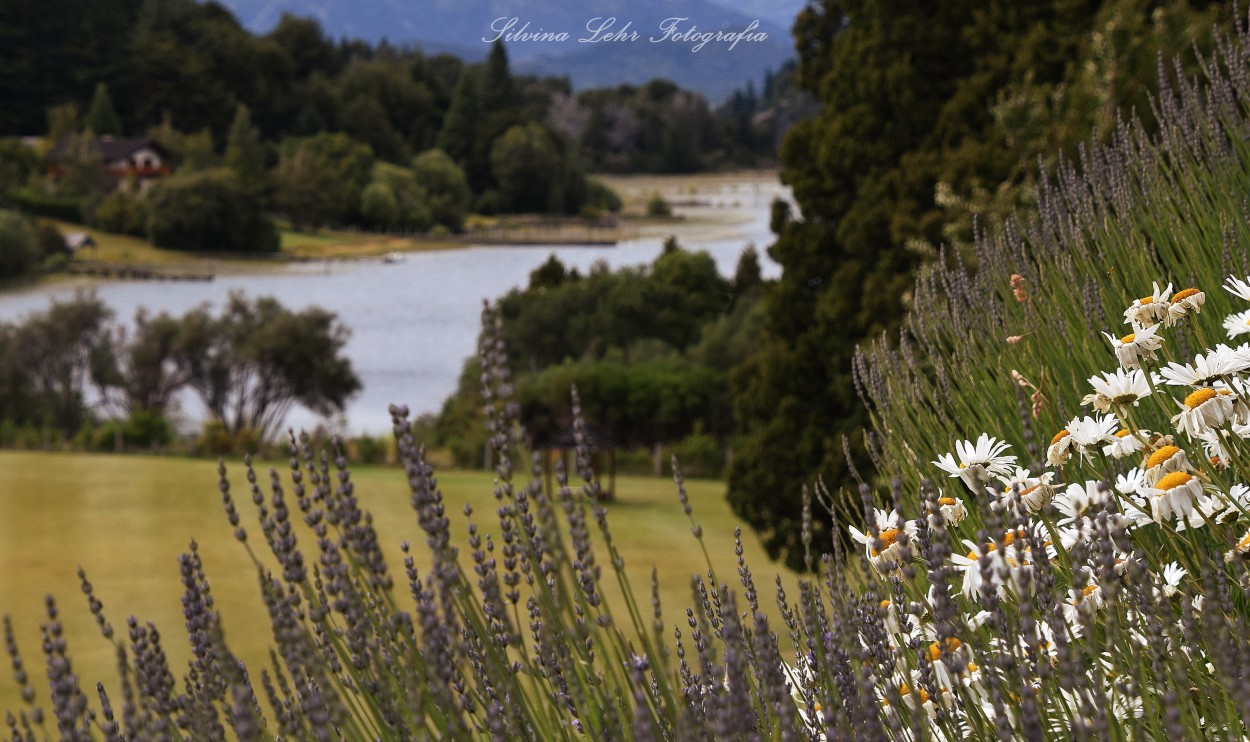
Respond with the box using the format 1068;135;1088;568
0;210;40;278
92;189;147;236
7;188;84;222
146;168;279;252
645;191;672;217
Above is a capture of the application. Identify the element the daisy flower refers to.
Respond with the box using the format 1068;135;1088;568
1063;584;1104;625
848;508;917;573
932;434;1017;491
1148;471;1204;522
1160;562;1187;598
1210;483;1250;523
1123;282;1173;326
1165;287;1205;326
930;493;967;528
1226;526;1250;563
1156;344;1250;386
1172;387;1236;437
1143;444;1191;485
1046;429;1073;466
1223;309;1250;339
1065;413;1120;459
1054;480;1115;528
952;536;1032;601
1084;368;1152;412
1225;274;1250;301
996;467;1056;512
1102;429;1147;459
1103;324;1164;370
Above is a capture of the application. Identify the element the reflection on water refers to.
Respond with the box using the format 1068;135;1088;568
0;179;786;435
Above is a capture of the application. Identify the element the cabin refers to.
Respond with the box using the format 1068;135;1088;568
46;136;171;189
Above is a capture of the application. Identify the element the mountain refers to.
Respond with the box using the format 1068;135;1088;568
213;0;796;102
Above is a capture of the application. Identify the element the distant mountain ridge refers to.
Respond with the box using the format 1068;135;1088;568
214;0;797;102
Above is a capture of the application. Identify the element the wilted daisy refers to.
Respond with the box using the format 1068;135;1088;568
1103;324;1164;370
930;493;968;527
1165;287;1206;326
848;508;917;573
1225;274;1250;301
997;467;1056;512
1143;444;1191;485
1103;429;1147;459
1046;429;1073;466
1148;471;1204;522
1172;387;1236;437
1223;309;1250;339
1210;483;1250;523
1084;368;1152;412
1225;526;1250;562
1123;281;1173;326
1156;344;1250;386
932;434;1017;491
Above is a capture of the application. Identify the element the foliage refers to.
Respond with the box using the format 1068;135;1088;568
0;210;40;278
171;292;361;442
728;0;1233;572
644;192;671;217
223;103;267;191
489;122;587;215
411;148;470;231
92;189;148;236
83;82;122;137
0;138;40;202
273;132;373;229
146;168;279;251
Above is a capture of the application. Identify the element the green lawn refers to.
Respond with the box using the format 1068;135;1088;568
0;451;798;715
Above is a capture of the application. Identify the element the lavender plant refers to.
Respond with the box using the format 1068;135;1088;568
9;16;1250;742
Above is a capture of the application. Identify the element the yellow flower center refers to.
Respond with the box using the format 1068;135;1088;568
1115;429;1131;438
1171;288;1201;304
870;528;900;556
1051;430;1071;445
1146;445;1181;469
1082;585;1099;597
938;497;956;506
1238;533;1250;552
879;599;891;610
1155;471;1194;491
1185;388;1218;409
1139;295;1155;305
926;638;962;662
1121;333;1137;344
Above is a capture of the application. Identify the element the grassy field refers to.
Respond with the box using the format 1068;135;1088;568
0;450;797;716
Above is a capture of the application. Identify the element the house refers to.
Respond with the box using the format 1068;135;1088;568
46;136;171;188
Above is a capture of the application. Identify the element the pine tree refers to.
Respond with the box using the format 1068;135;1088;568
224;103;266;190
437;67;487;192
84;82;122;136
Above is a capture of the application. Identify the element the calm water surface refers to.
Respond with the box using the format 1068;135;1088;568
0;178;785;434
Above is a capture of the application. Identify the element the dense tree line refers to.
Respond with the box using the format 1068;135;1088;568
435;243;765;469
0;291;360;449
728;0;1228;570
0;0;787;248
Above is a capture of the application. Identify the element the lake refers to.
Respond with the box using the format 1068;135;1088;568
0;173;786;435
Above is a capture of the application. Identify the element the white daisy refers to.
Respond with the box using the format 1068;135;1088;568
1066;413;1120;459
1225;274;1250;301
848;508;917;573
1084;367;1152;412
1063;583;1104;626
951;533;1033;601
1123;282;1173;326
1156;344;1250;386
932;434;1017;492
1148;471;1204;522
1103;324;1164;370
1160;562;1187;598
1211;483;1250;524
1054;480;1115;528
1102;429;1147;459
1172;388;1236;437
1166;287;1205;326
1223;309;1250;339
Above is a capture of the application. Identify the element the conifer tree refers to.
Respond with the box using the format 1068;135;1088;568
84;82;122;136
224;103;266;190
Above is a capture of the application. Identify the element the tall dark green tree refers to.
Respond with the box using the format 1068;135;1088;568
224;103;266;190
437;68;486;191
84;83;122;135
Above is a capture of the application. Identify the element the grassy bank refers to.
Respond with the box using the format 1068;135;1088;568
0;449;793;715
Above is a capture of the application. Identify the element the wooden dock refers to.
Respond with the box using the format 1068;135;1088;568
55;261;214;282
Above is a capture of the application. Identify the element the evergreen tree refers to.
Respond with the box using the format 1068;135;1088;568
437;68;485;190
84;82;123;136
223;103;266;190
